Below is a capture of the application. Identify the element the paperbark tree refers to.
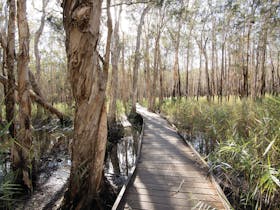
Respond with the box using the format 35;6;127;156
5;0;16;138
34;0;48;118
108;5;122;125
62;0;112;208
172;13;182;98
12;0;33;190
131;6;150;113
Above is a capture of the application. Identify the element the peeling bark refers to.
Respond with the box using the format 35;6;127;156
5;0;16;138
13;0;33;191
62;0;111;208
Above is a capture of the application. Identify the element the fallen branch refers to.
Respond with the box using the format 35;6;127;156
0;74;67;122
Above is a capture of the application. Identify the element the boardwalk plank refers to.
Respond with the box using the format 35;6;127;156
121;106;229;210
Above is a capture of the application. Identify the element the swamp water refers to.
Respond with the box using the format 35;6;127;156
0;118;140;209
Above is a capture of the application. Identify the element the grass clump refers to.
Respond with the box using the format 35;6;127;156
160;96;280;210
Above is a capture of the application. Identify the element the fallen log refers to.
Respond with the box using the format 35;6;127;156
0;74;67;122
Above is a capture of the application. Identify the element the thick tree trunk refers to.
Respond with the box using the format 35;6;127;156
108;6;122;124
62;0;111;208
131;6;149;113
12;0;33;191
5;0;16;138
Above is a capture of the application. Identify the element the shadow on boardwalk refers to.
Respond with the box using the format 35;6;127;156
118;105;230;210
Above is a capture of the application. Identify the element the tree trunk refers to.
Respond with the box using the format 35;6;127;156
5;0;16;138
241;22;252;98
62;0;112;208
108;6;122;124
12;0;33;191
202;39;211;101
150;31;160;111
211;18;216;99
185;27;193;97
0;74;67;121
172;16;182;98
260;27;268;96
34;0;48;118
276;51;280;94
219;41;225;102
131;6;150;113
159;48;164;107
254;46;260;99
269;46;276;95
144;36;151;110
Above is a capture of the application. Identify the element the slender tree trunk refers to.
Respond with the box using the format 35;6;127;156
185;27;193;97
260;27;268;96
172;17;182;98
159;48;164;108
5;0;16;138
202;39;211;101
241;23;252;98
151;31;160;111
144;36;152;110
34;0;48;118
269;46;276;95
219;41;225;102
211;18;216;99
276;51;280;94
197;47;202;101
62;0;112;208
12;0;33;191
109;6;122;124
131;6;150;113
254;46;260;99
120;33;126;103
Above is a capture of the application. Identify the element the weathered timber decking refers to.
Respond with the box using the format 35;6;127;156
116;105;231;210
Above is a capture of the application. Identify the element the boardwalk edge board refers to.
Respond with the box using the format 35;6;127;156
159;113;233;210
111;116;145;210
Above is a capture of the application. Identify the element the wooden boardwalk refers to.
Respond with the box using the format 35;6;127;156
116;106;231;210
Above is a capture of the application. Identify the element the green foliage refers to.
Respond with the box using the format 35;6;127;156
0;124;22;209
116;100;125;119
161;96;280;209
54;103;74;117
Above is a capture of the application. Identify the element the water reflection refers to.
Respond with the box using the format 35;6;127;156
182;131;215;156
105;127;140;190
1;118;140;209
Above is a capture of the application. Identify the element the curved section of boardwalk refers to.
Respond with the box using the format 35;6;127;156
122;106;229;210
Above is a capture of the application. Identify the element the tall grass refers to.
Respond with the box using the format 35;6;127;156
161;96;280;210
